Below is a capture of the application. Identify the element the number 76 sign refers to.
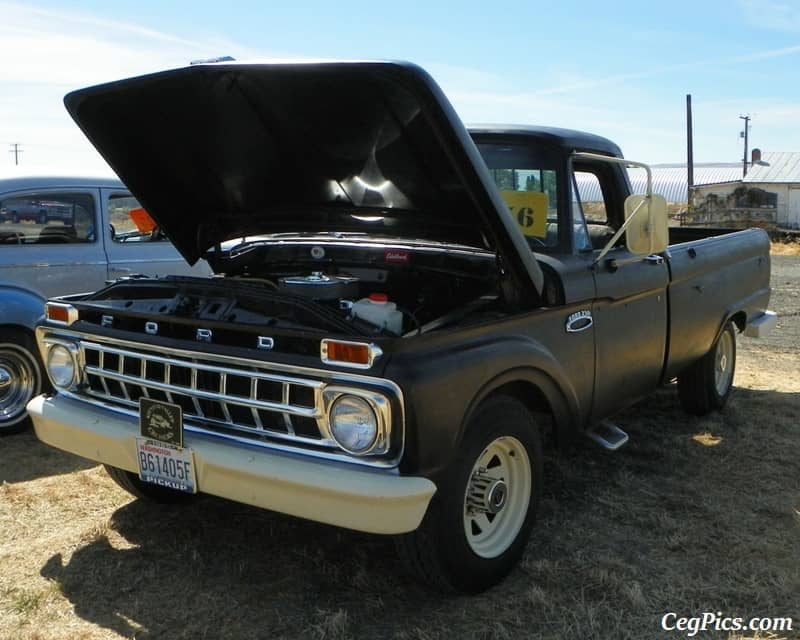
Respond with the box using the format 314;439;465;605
500;190;549;239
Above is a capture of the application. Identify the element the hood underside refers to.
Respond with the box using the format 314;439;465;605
65;61;543;294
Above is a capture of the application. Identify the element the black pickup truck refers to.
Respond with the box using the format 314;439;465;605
29;61;776;593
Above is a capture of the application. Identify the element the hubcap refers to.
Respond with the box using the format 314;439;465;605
463;436;532;559
0;346;37;425
714;330;734;396
486;480;508;514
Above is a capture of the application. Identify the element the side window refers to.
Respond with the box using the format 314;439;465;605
477;143;561;249
569;176;592;252
574;171;608;224
0;192;96;244
109;194;165;242
573;169;617;250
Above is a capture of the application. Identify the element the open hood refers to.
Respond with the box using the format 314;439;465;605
65;61;543;294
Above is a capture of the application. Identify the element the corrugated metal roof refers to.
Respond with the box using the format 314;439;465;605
575;165;742;203
743;152;800;184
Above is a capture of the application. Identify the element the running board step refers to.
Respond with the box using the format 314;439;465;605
587;421;629;450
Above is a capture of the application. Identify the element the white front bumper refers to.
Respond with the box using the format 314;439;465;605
28;394;436;535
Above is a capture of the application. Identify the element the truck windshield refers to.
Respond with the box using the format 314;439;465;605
477;143;560;249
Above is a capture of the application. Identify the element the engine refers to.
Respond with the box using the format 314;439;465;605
76;241;504;341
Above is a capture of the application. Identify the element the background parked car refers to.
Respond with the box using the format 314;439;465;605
0;198;74;224
0;172;212;433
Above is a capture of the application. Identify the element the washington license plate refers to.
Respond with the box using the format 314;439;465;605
137;397;195;493
136;437;197;493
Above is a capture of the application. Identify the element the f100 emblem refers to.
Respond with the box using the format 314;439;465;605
565;310;593;333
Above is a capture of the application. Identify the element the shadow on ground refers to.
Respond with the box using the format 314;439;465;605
39;386;800;640
0;429;95;484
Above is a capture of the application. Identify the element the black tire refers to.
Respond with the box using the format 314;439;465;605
395;395;543;593
0;330;45;435
678;321;737;416
103;464;195;503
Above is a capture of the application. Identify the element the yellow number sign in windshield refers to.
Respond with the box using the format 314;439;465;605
501;191;548;238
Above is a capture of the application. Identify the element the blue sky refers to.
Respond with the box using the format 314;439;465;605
2;0;800;171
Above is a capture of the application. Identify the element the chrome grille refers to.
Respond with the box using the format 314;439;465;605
79;340;333;448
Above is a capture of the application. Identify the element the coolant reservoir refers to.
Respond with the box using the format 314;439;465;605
352;293;403;335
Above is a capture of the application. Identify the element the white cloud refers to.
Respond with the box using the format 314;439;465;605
3;1;800;173
738;0;800;32
0;2;253;171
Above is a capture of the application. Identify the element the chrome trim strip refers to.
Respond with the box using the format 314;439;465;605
83;341;327;388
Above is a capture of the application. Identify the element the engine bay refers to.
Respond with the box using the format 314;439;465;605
75;239;508;339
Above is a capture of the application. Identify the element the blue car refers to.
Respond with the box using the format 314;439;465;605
0;172;212;433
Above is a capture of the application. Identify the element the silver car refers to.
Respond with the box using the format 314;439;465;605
0;172;212;433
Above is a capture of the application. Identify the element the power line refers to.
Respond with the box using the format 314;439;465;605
8;143;23;165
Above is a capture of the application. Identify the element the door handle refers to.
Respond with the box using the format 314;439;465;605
644;255;664;265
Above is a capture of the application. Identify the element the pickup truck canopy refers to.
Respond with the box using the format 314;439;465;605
64;60;545;296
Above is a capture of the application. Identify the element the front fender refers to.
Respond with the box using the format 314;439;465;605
388;334;582;478
0;284;45;331
462;365;575;443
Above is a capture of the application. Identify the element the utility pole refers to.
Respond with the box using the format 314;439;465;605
8;143;23;166
686;95;694;199
739;115;750;177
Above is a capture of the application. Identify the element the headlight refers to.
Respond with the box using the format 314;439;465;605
329;394;379;455
47;344;76;388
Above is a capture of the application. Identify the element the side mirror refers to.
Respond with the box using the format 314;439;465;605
623;194;668;255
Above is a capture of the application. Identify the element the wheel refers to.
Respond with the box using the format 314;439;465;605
103;464;195;503
38;211;47;224
395;395;542;593
0;330;45;435
678;321;737;416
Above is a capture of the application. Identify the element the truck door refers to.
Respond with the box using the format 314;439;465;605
573;165;669;422
591;254;668;419
101;189;213;279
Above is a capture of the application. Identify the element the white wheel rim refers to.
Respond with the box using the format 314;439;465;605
714;330;734;396
463;436;531;559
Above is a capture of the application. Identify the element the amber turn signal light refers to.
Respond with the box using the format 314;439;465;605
320;339;382;369
45;302;78;326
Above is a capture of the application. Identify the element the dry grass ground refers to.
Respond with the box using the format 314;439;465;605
1;259;799;640
771;241;800;256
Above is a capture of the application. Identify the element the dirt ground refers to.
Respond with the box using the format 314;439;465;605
1;255;798;640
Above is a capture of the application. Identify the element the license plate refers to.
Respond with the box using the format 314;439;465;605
137;397;196;493
136;437;197;493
